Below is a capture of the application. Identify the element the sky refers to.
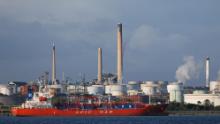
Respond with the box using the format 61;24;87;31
0;0;220;86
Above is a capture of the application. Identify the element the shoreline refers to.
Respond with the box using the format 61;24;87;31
168;111;220;116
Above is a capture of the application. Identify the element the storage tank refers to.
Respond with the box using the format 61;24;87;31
67;85;84;94
127;90;139;95
157;81;168;94
127;81;140;90
105;85;112;94
167;82;183;103
48;84;64;95
105;84;127;96
127;81;140;95
193;90;207;94
87;85;104;95
210;81;220;92
110;84;127;96
0;84;12;96
140;81;158;95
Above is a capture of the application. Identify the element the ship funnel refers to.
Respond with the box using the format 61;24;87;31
52;43;56;85
205;57;210;87
117;23;123;84
97;48;102;84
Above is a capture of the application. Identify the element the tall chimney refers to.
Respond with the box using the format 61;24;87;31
117;23;123;84
52;43;56;85
97;48;102;84
205;57;210;87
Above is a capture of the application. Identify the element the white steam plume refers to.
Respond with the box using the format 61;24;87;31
175;56;200;83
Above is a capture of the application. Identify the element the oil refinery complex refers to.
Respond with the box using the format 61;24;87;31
0;23;220;116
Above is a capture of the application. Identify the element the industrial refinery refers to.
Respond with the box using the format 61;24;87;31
0;23;220;116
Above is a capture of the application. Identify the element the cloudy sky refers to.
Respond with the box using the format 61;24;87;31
0;0;219;86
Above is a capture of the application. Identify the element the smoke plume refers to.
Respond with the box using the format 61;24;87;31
175;56;200;83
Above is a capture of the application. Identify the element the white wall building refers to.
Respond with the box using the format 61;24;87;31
184;93;220;106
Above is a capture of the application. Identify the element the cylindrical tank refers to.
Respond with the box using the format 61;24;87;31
140;81;158;95
67;85;84;94
157;81;168;94
127;81;140;90
48;84;63;95
167;82;183;103
127;90;139;95
105;85;112;94
105;84;127;96
0;84;12;96
145;81;155;85
141;84;157;95
111;84;127;96
87;85;104;95
193;90;207;94
210;81;220;92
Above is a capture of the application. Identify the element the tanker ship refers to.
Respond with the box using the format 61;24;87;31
11;88;167;116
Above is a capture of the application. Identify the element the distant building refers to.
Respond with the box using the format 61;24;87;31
184;81;220;107
184;92;220;106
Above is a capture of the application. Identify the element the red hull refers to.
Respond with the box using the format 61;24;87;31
11;104;167;116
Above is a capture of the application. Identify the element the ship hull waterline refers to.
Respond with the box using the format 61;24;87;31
11;105;168;116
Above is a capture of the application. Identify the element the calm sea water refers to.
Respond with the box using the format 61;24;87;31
1;116;220;124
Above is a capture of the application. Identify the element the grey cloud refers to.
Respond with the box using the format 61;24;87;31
0;1;220;86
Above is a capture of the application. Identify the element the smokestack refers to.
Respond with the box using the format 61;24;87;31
205;57;210;87
117;23;123;84
52;43;56;85
97;48;102;84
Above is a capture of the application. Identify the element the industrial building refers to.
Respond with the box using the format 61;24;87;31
183;58;220;107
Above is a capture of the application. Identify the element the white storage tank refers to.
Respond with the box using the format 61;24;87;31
105;84;127;96
141;81;158;95
127;81;140;90
110;84;127;96
167;82;183;103
105;85;112;94
0;84;12;96
141;84;157;95
87;85;104;95
67;85;84;94
157;81;168;94
48;84;65;95
127;90;139;95
210;81;220;92
193;90;207;94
